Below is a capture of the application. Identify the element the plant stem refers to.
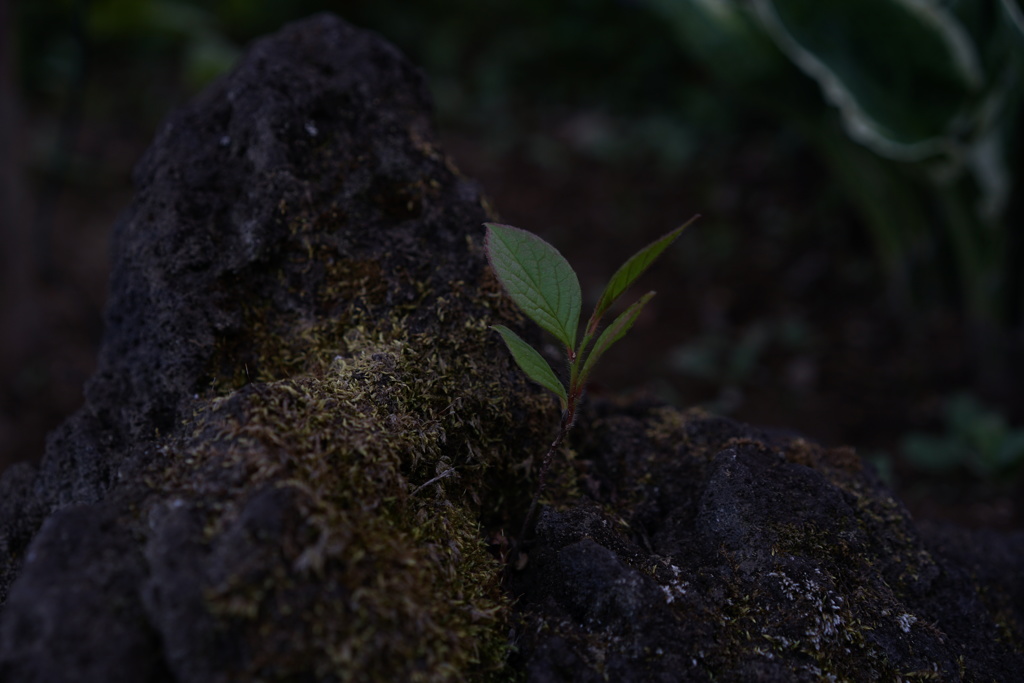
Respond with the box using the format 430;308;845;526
516;400;576;549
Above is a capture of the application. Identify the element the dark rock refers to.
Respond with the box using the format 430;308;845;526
0;13;548;682
1;12;1022;683
510;406;1024;680
0;504;168;682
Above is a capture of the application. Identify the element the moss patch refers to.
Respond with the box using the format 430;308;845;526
142;239;554;680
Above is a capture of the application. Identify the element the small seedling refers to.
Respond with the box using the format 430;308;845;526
485;217;697;549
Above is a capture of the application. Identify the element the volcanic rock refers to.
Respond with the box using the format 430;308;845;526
1;13;1021;683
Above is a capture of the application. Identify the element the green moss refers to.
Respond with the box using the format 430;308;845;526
148;239;555;680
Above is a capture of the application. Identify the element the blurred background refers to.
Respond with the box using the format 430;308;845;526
2;0;1023;528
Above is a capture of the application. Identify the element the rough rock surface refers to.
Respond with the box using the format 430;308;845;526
1;13;1022;683
510;405;1024;681
0;14;551;681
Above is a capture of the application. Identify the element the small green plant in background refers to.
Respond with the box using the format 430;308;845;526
485;218;697;546
643;0;1024;339
902;393;1024;478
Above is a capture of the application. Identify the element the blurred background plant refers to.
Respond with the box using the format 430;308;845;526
902;393;1024;477
3;0;1022;527
643;0;1024;371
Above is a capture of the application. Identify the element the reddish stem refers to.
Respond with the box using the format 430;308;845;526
516;390;579;552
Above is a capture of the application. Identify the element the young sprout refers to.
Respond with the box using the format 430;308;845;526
485;217;698;550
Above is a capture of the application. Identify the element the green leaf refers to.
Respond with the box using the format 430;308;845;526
486;223;582;350
755;0;983;159
578;292;656;386
492;325;568;407
590;218;694;328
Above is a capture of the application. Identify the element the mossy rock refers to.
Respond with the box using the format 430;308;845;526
0;14;549;682
1;13;1022;683
511;406;1024;680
